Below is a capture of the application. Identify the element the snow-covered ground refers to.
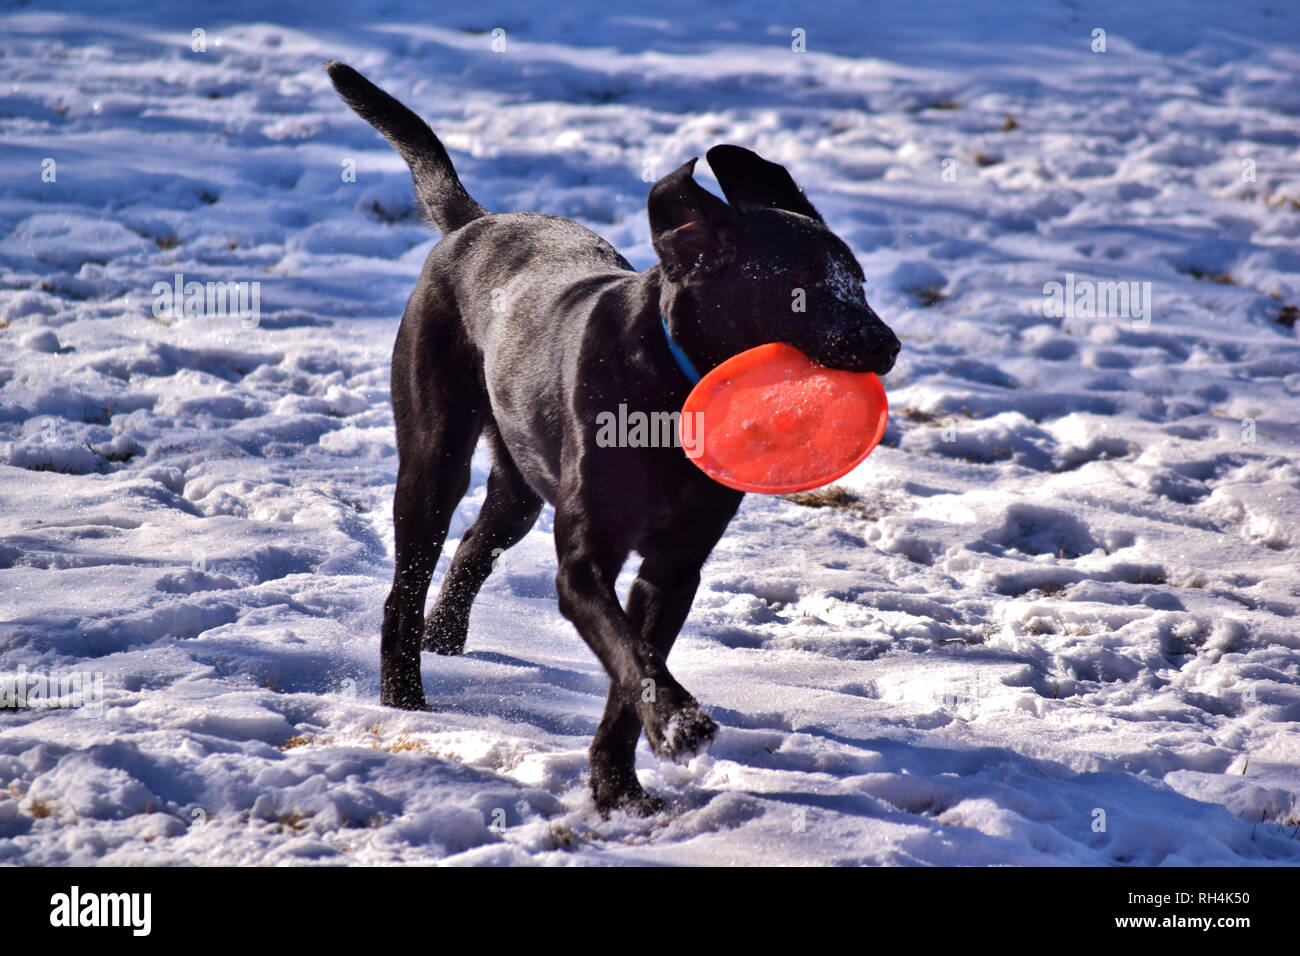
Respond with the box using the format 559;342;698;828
2;0;1299;865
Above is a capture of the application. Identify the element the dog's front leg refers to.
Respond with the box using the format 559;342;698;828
591;491;743;813
555;481;742;813
556;550;716;758
554;523;718;801
586;568;703;814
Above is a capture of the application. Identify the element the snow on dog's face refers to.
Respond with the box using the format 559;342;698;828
722;208;899;374
649;146;900;376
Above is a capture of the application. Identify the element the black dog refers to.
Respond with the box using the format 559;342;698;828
326;61;900;814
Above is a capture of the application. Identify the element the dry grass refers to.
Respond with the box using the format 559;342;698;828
278;811;311;831
905;284;947;307
372;733;434;754
783;485;883;520
549;823;578;849
900;406;939;424
1181;266;1237;285
1133;566;1169;586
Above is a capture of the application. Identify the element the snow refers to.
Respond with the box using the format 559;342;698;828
1;0;1299;865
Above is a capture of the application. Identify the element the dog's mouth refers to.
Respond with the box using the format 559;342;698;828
798;329;900;377
776;300;901;376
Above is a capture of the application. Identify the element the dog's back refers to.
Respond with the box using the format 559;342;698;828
438;212;649;500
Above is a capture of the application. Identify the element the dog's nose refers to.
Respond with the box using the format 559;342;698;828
874;333;900;374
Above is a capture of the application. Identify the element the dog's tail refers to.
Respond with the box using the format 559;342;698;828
325;60;487;234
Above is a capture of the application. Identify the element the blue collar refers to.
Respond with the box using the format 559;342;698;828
660;314;703;386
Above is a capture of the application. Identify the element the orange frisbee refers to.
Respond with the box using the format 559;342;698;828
678;343;888;494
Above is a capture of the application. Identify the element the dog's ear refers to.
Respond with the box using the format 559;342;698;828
705;145;822;222
649;158;737;281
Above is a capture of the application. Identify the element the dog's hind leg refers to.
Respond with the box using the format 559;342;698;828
380;305;487;710
423;425;543;655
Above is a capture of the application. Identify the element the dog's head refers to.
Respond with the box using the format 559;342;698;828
650;145;899;376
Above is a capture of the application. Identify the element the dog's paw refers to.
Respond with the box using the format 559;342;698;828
422;632;466;656
590;770;668;818
661;706;718;761
640;693;718;763
379;676;430;712
422;607;468;656
598;788;667;818
381;690;430;711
